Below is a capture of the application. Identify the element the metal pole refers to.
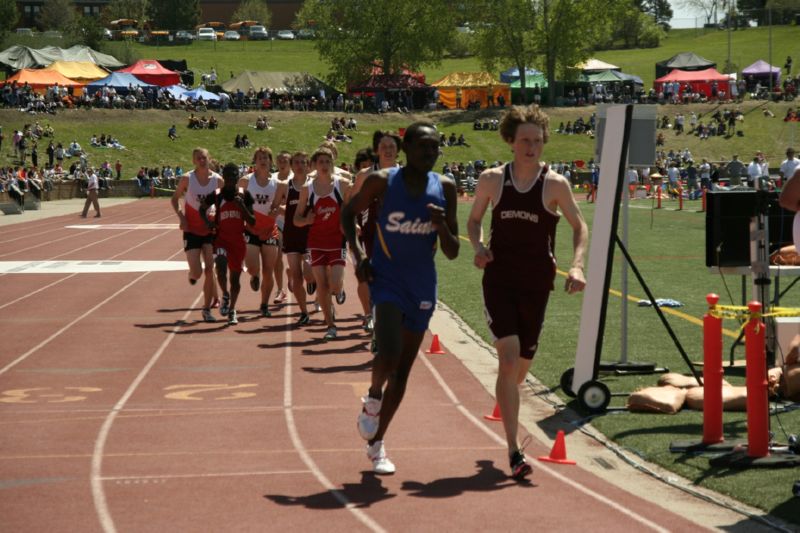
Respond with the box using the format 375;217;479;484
621;167;629;364
768;8;773;94
727;1;732;72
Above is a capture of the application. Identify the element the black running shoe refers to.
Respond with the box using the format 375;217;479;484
260;303;271;317
510;451;532;481
220;293;230;317
336;290;346;305
306;281;317;295
296;312;310;326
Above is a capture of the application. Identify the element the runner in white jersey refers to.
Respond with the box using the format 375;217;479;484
271;150;293;304
171;147;224;323
237;146;284;317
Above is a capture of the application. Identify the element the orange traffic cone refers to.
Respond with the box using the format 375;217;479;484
425;334;446;354
484;402;502;421
537;430;576;465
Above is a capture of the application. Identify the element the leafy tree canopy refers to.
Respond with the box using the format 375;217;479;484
103;0;150;28
147;0;199;31
232;0;272;27
0;0;19;38
38;0;76;31
297;0;458;87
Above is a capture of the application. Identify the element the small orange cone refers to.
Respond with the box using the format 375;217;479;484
425;334;446;354
537;430;576;465
484;402;502;421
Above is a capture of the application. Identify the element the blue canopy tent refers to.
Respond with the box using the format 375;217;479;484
500;67;543;84
164;84;188;99
85;72;155;94
181;88;221;102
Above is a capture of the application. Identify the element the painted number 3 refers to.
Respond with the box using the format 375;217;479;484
163;384;257;401
0;387;102;403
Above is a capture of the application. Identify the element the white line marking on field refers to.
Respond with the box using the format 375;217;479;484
0;260;188;274
91;292;202;533
100;469;310;481
282;312;387;533
65;224;179;230
418;352;670;533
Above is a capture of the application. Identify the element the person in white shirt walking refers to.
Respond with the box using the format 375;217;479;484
81;168;101;218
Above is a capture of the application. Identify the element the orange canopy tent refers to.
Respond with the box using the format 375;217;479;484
431;72;509;109
3;68;84;93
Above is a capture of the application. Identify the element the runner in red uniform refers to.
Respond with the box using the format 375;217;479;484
201;163;256;325
467;105;588;480
293;147;352;341
171;147;224;323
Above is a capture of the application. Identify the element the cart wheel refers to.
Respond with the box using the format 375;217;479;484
577;380;611;413
560;367;576;398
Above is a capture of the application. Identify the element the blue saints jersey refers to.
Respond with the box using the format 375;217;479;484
369;167;445;323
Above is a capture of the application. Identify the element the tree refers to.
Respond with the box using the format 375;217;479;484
38;0;76;31
70;15;106;50
640;0;673;29
676;0;722;25
147;0;200;31
0;0;19;39
103;0;150;27
296;0;458;88
232;0;271;26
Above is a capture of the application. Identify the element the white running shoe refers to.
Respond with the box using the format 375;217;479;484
357;395;381;440
366;440;395;475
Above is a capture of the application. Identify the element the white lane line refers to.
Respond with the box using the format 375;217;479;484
91;292;202;533
0;230;175;311
0;260;188;274
100;470;310;481
282;312;387;533
0;209;163;248
418;352;670;533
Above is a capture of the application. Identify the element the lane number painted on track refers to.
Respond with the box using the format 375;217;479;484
163;384;258;401
0;386;102;403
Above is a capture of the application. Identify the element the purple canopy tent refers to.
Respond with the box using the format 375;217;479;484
741;60;781;89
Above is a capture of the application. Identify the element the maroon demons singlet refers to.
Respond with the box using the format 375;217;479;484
484;163;560;291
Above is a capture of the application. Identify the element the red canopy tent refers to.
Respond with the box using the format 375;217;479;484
654;67;731;99
118;60;180;87
369;64;425;84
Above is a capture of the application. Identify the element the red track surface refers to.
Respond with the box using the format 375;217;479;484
0;200;713;532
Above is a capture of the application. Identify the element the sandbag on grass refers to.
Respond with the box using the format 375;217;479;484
627;386;686;414
657;372;730;389
685;385;748;411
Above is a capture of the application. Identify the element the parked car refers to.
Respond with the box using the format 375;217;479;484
197;27;217;41
175;30;195;41
103;28;113;40
276;30;295;40
296;28;315;39
223;30;240;41
248;25;269;40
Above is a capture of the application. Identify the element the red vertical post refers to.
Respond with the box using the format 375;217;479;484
657;183;662;209
701;188;707;212
745;301;769;458
591;184;597;203
703;294;724;444
678;185;684;210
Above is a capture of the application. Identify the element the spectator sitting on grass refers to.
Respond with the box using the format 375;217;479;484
168;125;177;141
255;116;269;130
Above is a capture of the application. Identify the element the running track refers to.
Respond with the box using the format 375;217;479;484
0;200;745;532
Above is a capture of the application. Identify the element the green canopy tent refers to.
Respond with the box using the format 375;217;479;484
509;72;548;104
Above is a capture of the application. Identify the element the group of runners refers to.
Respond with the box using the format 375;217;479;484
170;105;589;481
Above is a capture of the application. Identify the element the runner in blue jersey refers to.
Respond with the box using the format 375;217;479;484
342;121;460;475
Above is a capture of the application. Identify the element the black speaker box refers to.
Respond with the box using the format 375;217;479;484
705;190;795;267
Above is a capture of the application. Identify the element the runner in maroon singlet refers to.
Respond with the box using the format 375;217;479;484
467;105;588;481
293;147;352;341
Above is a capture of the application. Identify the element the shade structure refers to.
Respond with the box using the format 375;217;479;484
0;44;124;70
500;67;543;83
655;52;716;79
43;60;108;84
575;58;620;71
369;65;425;84
654;67;730;98
164;84;189;99
431;72;509;109
741;59;781;87
85;72;156;95
3;68;83;93
181;88;220;102
349;73;429;92
118;60;181;87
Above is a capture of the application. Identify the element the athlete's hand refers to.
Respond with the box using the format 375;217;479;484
427;203;446;230
354;257;373;283
564;267;586;294
473;243;493;269
177;212;187;231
